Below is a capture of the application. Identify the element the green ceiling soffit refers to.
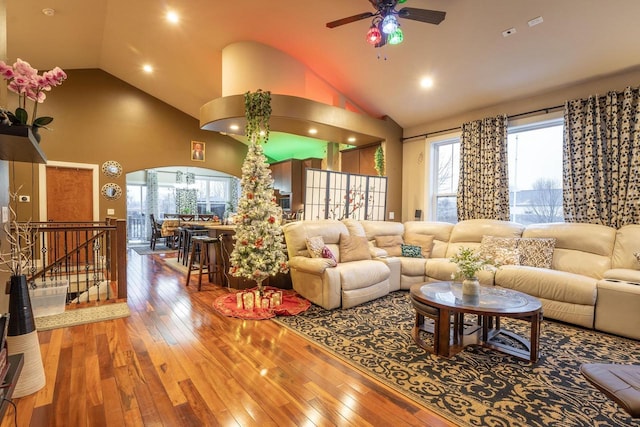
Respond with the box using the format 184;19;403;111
263;132;327;162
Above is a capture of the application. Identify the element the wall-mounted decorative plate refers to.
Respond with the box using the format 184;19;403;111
102;160;122;178
101;183;122;200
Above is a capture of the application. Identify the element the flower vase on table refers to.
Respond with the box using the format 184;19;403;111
462;277;480;297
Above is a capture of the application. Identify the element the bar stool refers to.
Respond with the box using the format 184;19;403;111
186;236;222;291
180;228;208;265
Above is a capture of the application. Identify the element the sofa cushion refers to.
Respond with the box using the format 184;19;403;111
610;224;640;269
495;265;597;306
518;238;555;268
402;257;428;276
401;244;423;258
339;234;372;263
305;236;325;258
337;260;389;291
375;235;403;257
404;221;454;258
404;233;434;258
479;235;521;266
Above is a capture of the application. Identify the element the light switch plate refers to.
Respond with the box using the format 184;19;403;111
389;211;395;220
1;206;8;223
107;209;115;215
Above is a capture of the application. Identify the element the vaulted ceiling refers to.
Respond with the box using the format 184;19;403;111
6;0;640;136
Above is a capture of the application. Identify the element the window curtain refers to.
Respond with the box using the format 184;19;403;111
176;188;197;215
456;115;510;221
563;86;640;227
146;170;158;238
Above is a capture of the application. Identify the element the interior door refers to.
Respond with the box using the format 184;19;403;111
45;166;94;263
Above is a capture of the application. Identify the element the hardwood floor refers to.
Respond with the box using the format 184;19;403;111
2;250;456;427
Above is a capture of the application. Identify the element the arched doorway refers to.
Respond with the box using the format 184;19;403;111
125;166;240;244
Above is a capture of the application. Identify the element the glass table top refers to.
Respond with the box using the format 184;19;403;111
417;281;531;310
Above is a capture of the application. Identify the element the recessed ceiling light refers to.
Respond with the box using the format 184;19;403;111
347;136;356;143
143;64;153;73
420;77;434;89
42;8;55;16
166;11;179;24
229;124;239;131
309;128;318;135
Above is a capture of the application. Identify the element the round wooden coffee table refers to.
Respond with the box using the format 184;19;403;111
410;282;543;362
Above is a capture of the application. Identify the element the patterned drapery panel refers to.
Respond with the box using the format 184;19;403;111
456;115;510;221
563;86;640;227
176;188;198;214
145;170;158;238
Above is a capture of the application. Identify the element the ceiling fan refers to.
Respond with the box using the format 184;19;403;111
326;0;446;47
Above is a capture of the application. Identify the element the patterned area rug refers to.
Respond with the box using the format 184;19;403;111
35;302;131;331
273;291;640;427
131;244;178;255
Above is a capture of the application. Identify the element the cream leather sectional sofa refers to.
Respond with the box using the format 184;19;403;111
283;218;640;340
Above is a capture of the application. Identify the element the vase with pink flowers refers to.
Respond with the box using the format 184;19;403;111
0;58;67;142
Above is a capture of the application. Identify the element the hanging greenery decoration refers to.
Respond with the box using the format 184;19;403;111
230;90;288;291
374;145;385;176
244;89;272;144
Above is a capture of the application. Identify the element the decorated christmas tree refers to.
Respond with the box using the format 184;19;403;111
229;90;288;291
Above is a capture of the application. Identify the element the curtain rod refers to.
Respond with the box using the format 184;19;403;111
402;104;565;142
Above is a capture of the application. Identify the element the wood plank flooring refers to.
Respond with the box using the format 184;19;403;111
2;250;456;426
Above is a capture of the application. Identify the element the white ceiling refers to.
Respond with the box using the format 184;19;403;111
6;0;640;134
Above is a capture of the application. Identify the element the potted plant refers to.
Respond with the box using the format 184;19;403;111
0;58;67;142
450;247;492;296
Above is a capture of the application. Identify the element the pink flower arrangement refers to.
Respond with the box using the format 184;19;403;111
0;58;67;129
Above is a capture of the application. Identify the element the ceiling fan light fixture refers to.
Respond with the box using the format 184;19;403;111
388;27;404;45
381;14;398;34
366;24;382;45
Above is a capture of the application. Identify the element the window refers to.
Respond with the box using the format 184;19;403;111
194;177;230;217
430;117;564;224
508;119;564;224
431;138;459;222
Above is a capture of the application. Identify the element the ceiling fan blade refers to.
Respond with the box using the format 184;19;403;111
397;7;446;25
326;12;375;29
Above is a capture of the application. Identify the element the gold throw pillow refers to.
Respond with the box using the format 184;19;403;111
339;234;372;263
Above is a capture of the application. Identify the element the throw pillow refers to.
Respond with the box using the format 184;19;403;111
404;233;435;258
479;235;521;266
375;235;404;257
339;234;372;263
401;244;423;258
518;238;556;269
321;246;337;267
305;236;325;258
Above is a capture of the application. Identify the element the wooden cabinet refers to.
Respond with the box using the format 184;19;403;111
341;144;379;176
270;159;300;194
270;158;322;212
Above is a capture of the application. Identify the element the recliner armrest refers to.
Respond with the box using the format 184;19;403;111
288;256;336;274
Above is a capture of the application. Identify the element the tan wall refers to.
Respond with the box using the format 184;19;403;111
0;160;9;312
402;67;640;222
9;69;248;222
